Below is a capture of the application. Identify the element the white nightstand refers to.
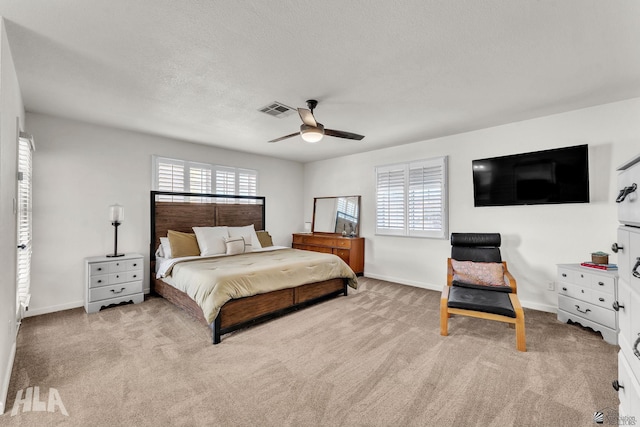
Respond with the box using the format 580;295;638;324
85;253;144;313
557;263;618;345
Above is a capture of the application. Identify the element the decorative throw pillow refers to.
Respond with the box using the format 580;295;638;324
225;236;246;255
192;226;229;256
451;259;505;287
256;231;274;248
228;224;262;250
160;237;172;258
167;230;201;258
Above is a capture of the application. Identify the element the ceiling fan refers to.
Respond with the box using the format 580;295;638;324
268;99;365;143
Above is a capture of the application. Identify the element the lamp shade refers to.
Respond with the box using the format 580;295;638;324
300;123;324;143
109;204;124;223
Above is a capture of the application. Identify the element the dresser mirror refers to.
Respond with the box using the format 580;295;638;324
312;195;360;236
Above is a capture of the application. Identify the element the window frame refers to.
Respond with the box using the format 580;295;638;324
375;156;448;239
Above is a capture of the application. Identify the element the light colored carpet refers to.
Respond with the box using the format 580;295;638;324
2;277;618;426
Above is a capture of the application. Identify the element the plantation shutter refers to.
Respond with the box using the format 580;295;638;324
375;164;406;235
17;132;35;315
408;157;447;238
375;156;447;238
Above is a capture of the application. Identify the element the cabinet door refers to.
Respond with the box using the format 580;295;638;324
617;227;631;285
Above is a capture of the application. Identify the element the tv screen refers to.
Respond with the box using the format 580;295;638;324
472;145;590;207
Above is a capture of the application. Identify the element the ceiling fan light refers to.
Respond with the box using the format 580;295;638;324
300;123;324;143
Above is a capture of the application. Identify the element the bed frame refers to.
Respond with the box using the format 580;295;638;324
150;191;348;344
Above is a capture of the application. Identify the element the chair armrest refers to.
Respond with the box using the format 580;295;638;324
503;261;517;293
447;258;454;287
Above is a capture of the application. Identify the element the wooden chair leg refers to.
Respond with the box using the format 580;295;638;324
509;293;526;352
440;287;450;336
515;319;526;352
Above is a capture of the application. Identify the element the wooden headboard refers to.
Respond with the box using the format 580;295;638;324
150;191;266;260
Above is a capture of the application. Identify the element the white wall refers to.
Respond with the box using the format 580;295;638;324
0;18;25;414
25;112;304;316
304;98;640;312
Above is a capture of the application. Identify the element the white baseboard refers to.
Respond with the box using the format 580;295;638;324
0;339;16;415
362;273;558;313
363;273;442;292
24;300;84;318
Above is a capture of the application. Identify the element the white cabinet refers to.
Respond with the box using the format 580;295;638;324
614;152;640;420
612;226;640;420
556;264;618;345
85;253;144;313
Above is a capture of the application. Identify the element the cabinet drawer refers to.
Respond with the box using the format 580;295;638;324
293;243;332;254
90;262;110;276
90;274;109;288
89;258;143;276
333;248;350;263
591;289;615;310
109;271;142;285
335;239;352;248
557;266;575;282
89;281;142;302
558;294;616;329
618;351;640;420
558;281;591;302
589;275;615;295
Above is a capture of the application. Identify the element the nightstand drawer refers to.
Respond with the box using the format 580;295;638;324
89;281;142;302
590;275;615;295
558;294;616;329
558;281;591;302
109;271;142;285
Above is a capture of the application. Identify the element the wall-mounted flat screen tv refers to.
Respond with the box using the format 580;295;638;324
472;144;590;207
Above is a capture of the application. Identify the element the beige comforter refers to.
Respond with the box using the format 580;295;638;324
161;248;358;323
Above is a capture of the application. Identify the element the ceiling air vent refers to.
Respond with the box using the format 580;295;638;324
258;101;296;118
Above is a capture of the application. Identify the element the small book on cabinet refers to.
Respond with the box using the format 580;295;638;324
580;262;618;270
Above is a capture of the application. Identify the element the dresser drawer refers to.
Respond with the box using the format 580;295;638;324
589;275;615;295
558;294;616;329
109;271;142;285
89;280;142;302
90;259;143;276
558;281;591;302
295;235;338;247
293;243;332;254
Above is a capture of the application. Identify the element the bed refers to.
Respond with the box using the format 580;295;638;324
150;191;358;344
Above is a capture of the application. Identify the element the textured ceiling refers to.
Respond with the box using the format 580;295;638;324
1;0;639;163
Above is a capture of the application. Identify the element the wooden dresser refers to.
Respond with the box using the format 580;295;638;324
292;233;364;275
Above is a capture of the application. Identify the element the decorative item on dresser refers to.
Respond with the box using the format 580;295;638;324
292;233;364;276
556;264;618;345
611;152;640;421
107;203;125;257
85;253;144;313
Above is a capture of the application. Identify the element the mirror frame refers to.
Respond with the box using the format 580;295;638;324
311;195;361;236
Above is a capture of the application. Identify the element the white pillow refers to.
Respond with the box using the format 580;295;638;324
192;226;229;256
160;237;172;259
228;224;262;251
225;236;245;255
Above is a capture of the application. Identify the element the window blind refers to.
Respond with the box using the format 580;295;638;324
153;156;258;203
17;133;35;315
376;156;447;238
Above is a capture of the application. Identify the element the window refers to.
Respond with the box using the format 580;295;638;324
375;156;447;238
17;132;35;316
153;156;258;202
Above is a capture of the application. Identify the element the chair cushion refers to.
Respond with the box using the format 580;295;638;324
447;286;516;318
450;233;502;262
451;259;505;287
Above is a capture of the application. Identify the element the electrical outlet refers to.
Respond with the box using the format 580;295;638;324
547;282;555;291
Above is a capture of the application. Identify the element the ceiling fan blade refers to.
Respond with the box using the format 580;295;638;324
324;129;365;141
298;108;317;127
268;131;299;143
